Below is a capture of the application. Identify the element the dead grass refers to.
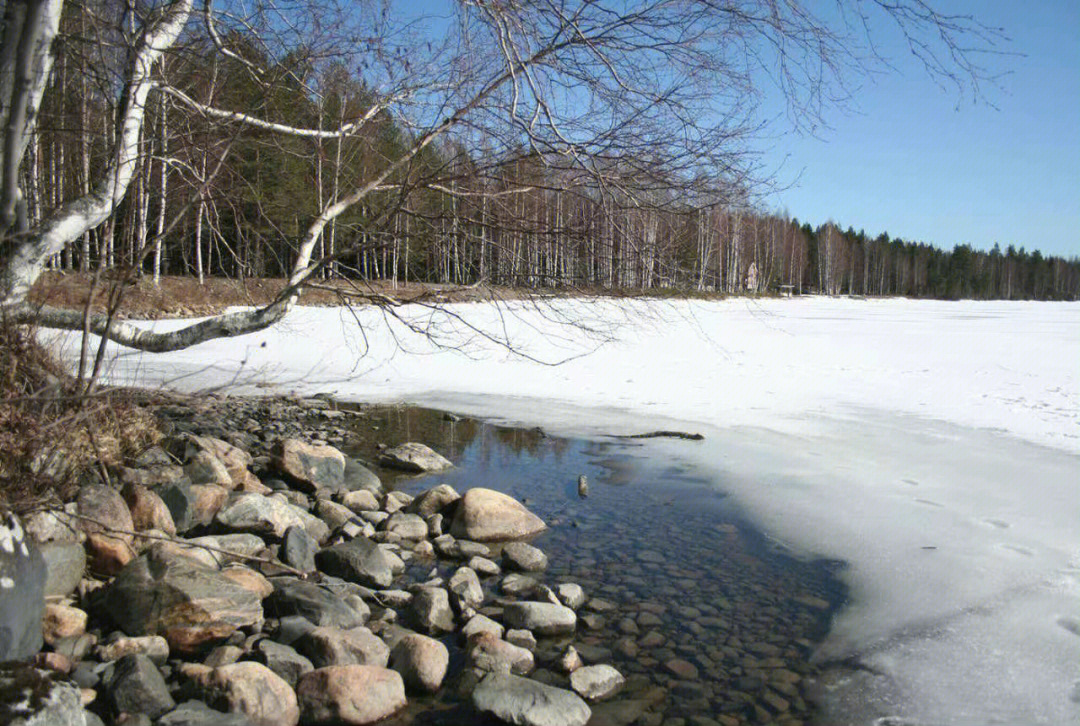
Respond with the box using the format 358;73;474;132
0;322;161;513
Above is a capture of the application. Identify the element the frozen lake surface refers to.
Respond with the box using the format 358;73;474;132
54;296;1080;724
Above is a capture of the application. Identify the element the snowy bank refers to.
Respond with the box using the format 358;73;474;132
50;296;1080;724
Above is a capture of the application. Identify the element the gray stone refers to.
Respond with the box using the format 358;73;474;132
108;653;175;719
555;583;586;610
502;541;548;572
389;633;448;693
472;672;591;726
468;555;500;577
38;541;84;599
378;443;453;473
295;626;390;668
157;482;199;533
462;613;504;641
158;700;253;726
502;602;577;636
216;494;308;539
281;527;316;573
404;484;460;519
340;490;379;514
253;639;314;689
76;484;134;543
448;566;484;611
314;539;394;589
273;439;346;493
342;459;382;493
500;573;540;597
467;632;535;675
506;629;537;651
450;488;546;542
0;513;45;661
382;512;427;540
313;500;355;531
265;578;366;629
408;587;454;634
569;665;625;701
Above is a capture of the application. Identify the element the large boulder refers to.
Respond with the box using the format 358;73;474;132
296;666;406;725
502;602;577;636
389;633;448;693
187;436;253;489
273;439;345;493
377;443;453;473
121;482;176;535
265;578;366;630
105;546;263;654
38;541;85;599
215;494;308;539
107;653;176;719
342;459;382;494
253;640;314;689
0;513;45;661
450;488;546;541
408;587;454;634
76;484;134;543
314;539;393;589
157;700;252;726
472;672;591;726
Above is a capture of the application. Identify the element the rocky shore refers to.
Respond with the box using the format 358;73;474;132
1;393;638;726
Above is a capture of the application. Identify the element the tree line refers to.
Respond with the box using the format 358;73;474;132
2;2;1057;354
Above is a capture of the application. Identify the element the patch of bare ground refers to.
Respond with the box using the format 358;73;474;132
28;272;733;320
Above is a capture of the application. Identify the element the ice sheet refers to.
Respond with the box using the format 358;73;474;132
48;296;1080;724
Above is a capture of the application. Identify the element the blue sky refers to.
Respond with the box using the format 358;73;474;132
759;1;1080;258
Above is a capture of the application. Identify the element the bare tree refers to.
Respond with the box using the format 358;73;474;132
1;0;1004;350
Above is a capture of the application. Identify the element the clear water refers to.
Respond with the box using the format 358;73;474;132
345;406;847;725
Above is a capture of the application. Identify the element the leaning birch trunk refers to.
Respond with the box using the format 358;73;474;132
1;0;193;307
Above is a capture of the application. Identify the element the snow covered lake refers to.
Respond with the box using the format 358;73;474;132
56;296;1080;724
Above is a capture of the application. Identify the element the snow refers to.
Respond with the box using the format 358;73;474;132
49;296;1080;724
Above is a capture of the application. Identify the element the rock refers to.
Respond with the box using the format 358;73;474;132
24;508;81;544
413;540;435;559
157;700;252;726
468;555;501;577
106;547;263;654
382;512;427;540
448;566;484;611
502;541;548;572
85;532;136;576
555;583;586;609
559;646;583;674
253;640;313;688
342;460;382;494
197;661;299;726
408;587;454;634
273;439;345;493
405;485;460;519
467;632;535;675
340;490;379;514
157;482;200;534
107;653;175;719
450;488;546;541
389;633;448;693
280;527;316;573
506;629;537;651
314;539;393;589
500;573;540;597
38;541;85;598
76;484;134;544
116;464;186;490
462;613;504;641
42;604;87;645
0;663;86;726
502;602;577;636
216;495;307;539
172;534;265;570
472;672;591;726
295;626;389;668
121;483;177;535
569;665;625;701
313;500;355;531
219;566;273;599
663;658;699;680
185;451;233;489
378;443;452;473
0;513;45;660
96;635;170;665
204;645;244;667
188;436;253;488
295;665;406;725
265;579;365;630
190;485;229;525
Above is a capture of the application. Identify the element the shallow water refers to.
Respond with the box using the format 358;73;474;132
346;406;847;725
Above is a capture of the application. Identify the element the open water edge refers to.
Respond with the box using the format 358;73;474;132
345;405;848;726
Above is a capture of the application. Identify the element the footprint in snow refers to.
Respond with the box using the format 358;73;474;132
983;519;1010;529
902;478;919;487
999;543;1034;557
914;498;943;508
1057;617;1080;638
